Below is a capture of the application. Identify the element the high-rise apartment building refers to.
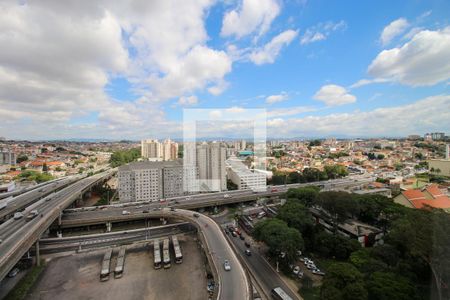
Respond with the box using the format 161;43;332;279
141;139;178;161
0;149;16;166
184;142;227;192
118;160;198;202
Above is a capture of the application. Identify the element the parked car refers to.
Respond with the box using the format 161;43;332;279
244;242;251;248
7;268;19;278
245;249;252;256
293;266;301;275
312;269;325;276
239;235;245;241
306;264;316;270
231;231;237;237
223;260;231;271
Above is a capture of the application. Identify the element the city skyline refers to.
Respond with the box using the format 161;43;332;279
1;1;449;140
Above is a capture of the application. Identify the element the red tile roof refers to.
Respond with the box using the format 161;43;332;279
411;197;450;210
403;189;426;201
425;184;444;197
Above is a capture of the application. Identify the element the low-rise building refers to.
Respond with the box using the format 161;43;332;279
394;184;450;212
226;157;266;191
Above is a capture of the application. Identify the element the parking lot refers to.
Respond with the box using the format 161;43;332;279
26;235;209;300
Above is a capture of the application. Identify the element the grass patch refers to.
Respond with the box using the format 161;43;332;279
4;263;45;300
299;286;320;300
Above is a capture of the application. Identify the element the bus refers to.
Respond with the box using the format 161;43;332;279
153;239;162;269
271;287;293;300
100;249;112;282
172;235;183;264
163;238;171;269
114;247;126;279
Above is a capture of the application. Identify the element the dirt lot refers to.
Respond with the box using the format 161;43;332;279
26;235;209;300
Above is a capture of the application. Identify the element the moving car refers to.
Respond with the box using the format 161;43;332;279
193;213;200;218
121;210;130;215
13;212;23;220
244;242;251;248
244;249;251;256
223;260;231;271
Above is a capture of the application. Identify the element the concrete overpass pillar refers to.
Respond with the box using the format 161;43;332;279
35;241;40;266
106;222;112;232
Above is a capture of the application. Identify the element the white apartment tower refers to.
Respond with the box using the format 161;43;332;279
195;142;227;192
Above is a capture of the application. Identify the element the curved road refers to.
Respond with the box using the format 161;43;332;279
161;208;250;300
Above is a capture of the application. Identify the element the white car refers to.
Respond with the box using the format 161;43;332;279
121;210;130;215
223;260;231;271
293;266;301;275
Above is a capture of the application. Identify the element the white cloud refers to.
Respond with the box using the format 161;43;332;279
368;26;450;86
221;0;280;39
266;92;289;104
267;95;450;137
249;29;298;65
300;20;346;45
313;84;356;106
178;95;198;106
267;106;317;117
0;0;234;139
380;18;410;46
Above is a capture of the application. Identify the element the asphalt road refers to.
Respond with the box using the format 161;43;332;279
0;176;81;220
227;228;301;300
0;171;115;281
166;209;250;300
60;176;375;227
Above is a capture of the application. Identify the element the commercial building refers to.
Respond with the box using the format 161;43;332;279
118;160;198;202
184;142;227;192
428;158;450;177
141;139;178;161
0;149;16;166
226;157;266;191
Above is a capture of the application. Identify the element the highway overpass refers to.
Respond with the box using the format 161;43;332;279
0;176;83;221
60;176;374;228
0;170;115;282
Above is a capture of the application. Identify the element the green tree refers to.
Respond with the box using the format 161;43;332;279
367;272;418;300
253;218;304;263
17;154;28;163
321;262;367;300
109;148;141;167
286;186;319;207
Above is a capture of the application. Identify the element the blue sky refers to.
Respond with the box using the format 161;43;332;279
1;0;449;140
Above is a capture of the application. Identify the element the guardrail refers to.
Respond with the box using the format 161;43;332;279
0;171;115;281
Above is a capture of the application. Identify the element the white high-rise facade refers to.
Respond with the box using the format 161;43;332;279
184;142;227;192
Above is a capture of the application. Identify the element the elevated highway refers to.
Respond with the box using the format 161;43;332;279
61;176;375;228
0;176;83;221
0;170;115;282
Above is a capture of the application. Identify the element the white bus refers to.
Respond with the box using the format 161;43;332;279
271;287;293;300
172;235;183;264
153;239;162;269
100;249;112;282
114;247;126;278
163;238;171;269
